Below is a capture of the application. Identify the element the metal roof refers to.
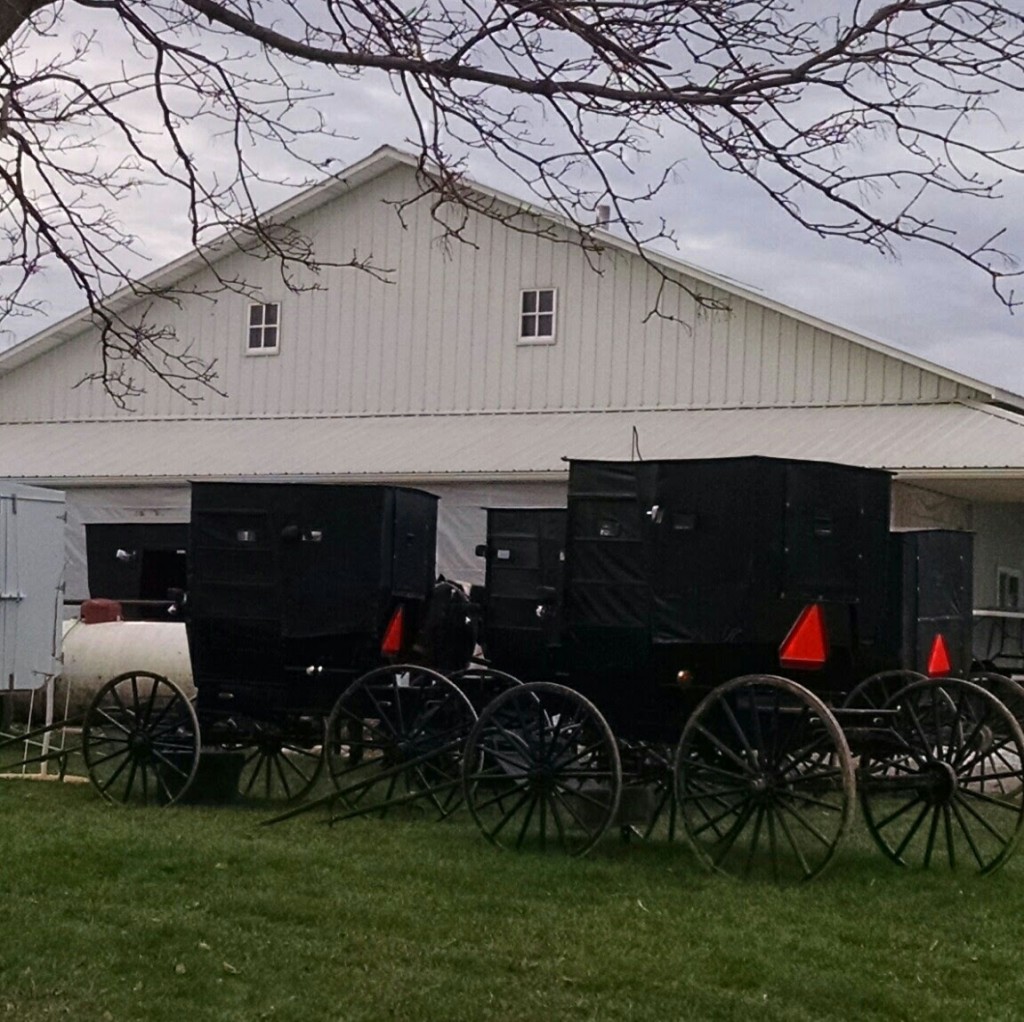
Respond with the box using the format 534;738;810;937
2;401;1023;498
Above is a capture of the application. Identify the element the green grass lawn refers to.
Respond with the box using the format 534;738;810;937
3;779;1024;1022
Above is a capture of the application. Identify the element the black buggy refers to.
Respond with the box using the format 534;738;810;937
78;482;489;808
465;457;1024;879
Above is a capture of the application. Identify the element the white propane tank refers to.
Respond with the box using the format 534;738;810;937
56;618;195;718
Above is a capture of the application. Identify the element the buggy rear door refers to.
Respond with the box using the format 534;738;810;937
647;461;779;645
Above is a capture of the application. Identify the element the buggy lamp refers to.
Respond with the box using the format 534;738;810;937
926;633;952;676
778;604;828;670
676;670;694;687
305;665;324;676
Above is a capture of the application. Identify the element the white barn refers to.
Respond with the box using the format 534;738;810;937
1;145;1023;628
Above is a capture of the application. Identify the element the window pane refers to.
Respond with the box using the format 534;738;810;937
538;289;554;313
263;326;278;349
249;305;263;327
248;327;262;348
537;313;554;337
521;316;536;338
264;303;279;325
521;290;537;313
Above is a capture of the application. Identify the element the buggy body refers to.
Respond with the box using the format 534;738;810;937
186;481;439;725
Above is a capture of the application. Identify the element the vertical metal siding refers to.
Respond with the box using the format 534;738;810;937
0;161;993;424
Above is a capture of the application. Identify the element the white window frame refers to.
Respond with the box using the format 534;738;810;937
246;301;281;356
518;287;557;345
997;566;1022;610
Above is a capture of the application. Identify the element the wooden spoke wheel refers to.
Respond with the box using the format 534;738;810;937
83;671;200;807
842;670;926;711
462;682;622;857
968;673;1024;799
859;679;1024;874
448;666;523;714
676;675;855;883
618;740;678;842
324;665;476;822
229;720;323;805
970;672;1024;728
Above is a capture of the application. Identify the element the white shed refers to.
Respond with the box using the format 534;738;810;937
1;481;65;692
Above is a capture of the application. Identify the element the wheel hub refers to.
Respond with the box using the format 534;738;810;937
924;760;958;805
128;731;152;757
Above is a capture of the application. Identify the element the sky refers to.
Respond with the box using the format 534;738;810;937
3;5;1024;399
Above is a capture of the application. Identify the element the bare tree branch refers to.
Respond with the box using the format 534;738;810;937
2;1;1024;403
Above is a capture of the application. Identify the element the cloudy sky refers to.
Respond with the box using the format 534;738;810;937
3;4;1024;398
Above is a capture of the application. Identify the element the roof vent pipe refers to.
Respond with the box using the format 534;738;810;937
595;204;611;227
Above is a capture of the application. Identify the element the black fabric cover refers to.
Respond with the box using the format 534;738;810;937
85;523;189;618
480;507;566;679
189;482;437;637
187;482;438;712
888;529;974;676
557;457;896;736
565;456;892;653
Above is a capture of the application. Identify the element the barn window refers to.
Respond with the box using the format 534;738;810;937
997;567;1021;610
246;302;280;354
519;288;556;344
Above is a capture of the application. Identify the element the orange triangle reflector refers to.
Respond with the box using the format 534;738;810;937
381;605;405;657
926;633;952;677
779;604;828;670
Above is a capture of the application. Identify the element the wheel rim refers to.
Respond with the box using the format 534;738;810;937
859;679;1024;874
971;672;1024;728
676;675;854;882
231;722;323;804
968;673;1024;799
462;682;621;857
83;671;200;807
324;665;476;821
449;667;523;714
619;740;678;841
842;670;926;710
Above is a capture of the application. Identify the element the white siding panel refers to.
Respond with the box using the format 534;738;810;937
829;332;849;404
809;330;829;404
689;304;712;406
0;160;997;424
656;294;678;408
611;255;629;407
560;241;586;409
624;257;644;408
757;309;781;405
777;314;799;404
707;292;730;406
642;271;666;407
794;321;815;401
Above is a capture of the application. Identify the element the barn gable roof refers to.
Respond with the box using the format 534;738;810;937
0;144;1021;412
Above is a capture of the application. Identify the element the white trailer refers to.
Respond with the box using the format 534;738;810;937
1;482;66;767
